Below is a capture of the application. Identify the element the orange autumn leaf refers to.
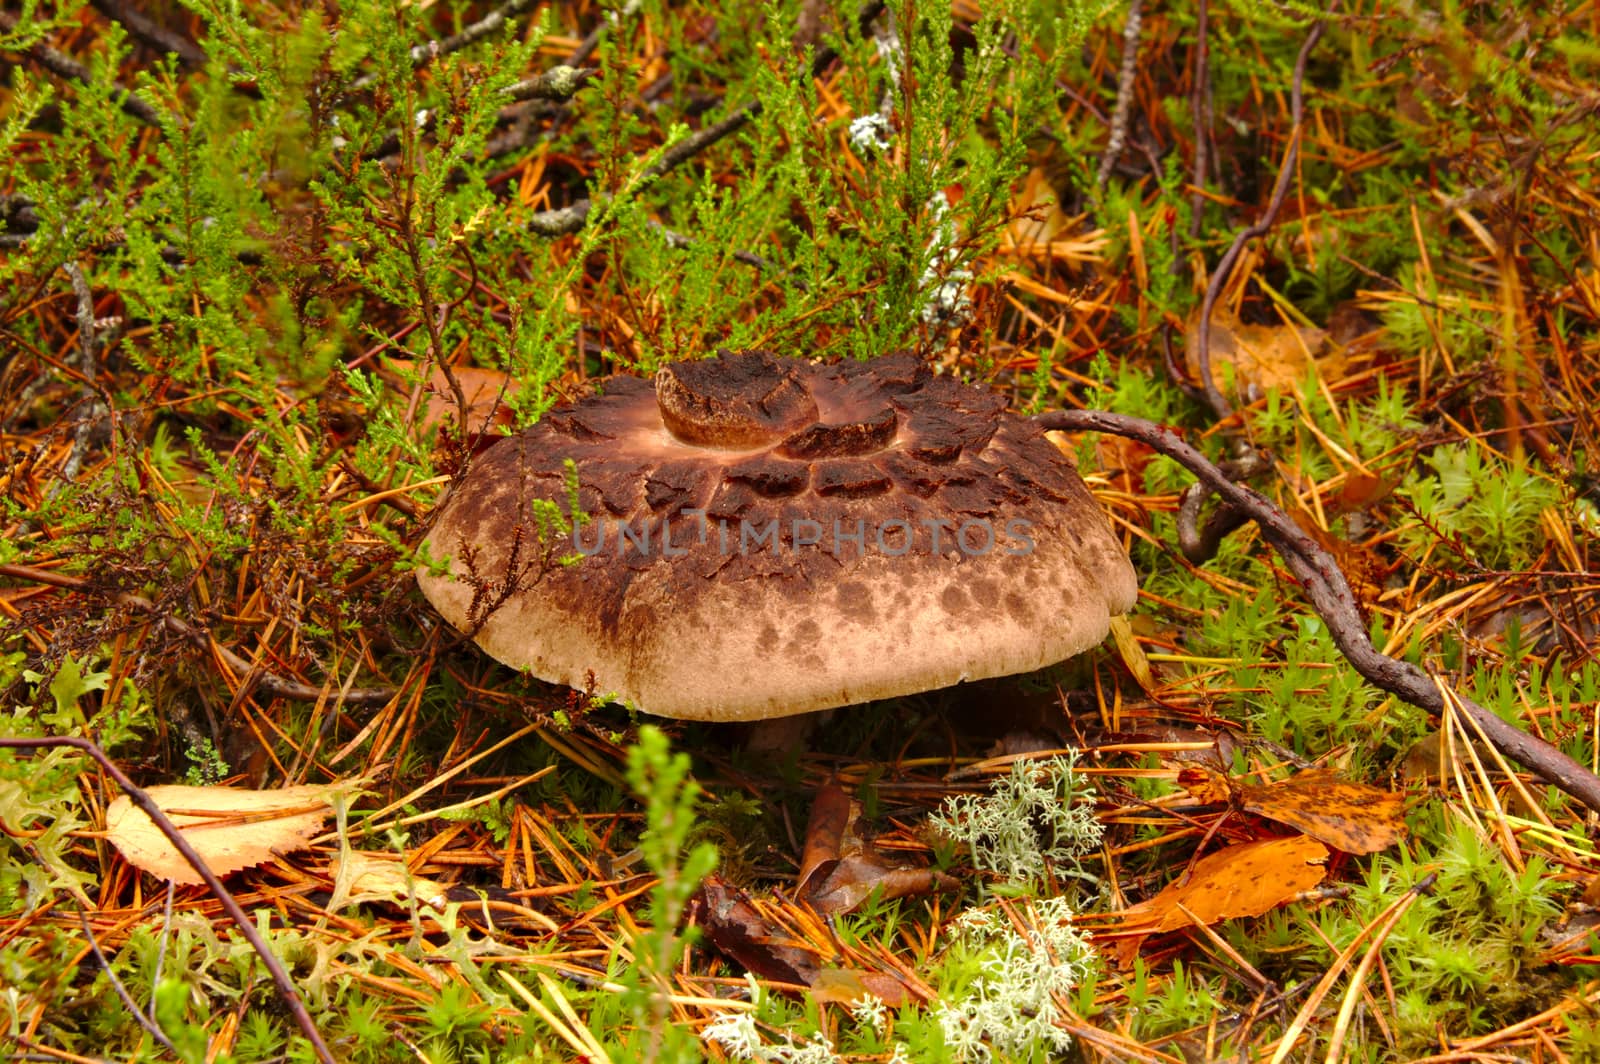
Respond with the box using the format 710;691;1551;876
1175;765;1233;804
1179;767;1407;855
1117;835;1330;934
383;358;519;437
1183;307;1339;400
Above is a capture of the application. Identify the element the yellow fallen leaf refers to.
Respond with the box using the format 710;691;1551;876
105;781;362;885
1184;308;1336;400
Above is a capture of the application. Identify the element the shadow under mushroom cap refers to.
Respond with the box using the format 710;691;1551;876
417;351;1138;722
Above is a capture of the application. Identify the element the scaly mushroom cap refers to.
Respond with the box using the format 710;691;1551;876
417;351;1137;721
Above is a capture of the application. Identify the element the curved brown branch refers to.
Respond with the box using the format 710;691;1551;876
88;0;208;66
0;735;336;1064
1035;408;1600;815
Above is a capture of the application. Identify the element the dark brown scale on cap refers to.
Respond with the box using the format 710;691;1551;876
656;351;818;448
418;350;1138;722
778;407;898;459
813;461;893;498
726;456;811;497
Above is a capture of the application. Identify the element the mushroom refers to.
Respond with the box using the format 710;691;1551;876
417;351;1137;722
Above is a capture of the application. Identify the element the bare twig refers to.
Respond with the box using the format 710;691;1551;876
77;910;181;1056
1192;11;1329;418
1188;0;1212;241
0;563;398;705
502;65;594;102
87;0;208;66
1035;408;1600;816
524;1;886;239
55;263;104;488
1095;0;1144;189
0;735;337;1064
347;0;540;91
647;221;796;284
524;105;761;237
566;2;631;68
1175;448;1269;562
0;11;163;126
410;0;538;68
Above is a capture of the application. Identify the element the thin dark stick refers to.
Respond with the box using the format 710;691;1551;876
87;0;208;66
414;0;537;67
1035;408;1600;816
1192;12;1328;418
77;910;181;1055
54;263;103;488
0;563;397;705
0;11;163;126
565;3;622;68
525;1;886;239
342;0;541;91
524;99;760;237
1095;0;1144;189
0;736;337;1064
1188;0;1211;241
501;65;594;102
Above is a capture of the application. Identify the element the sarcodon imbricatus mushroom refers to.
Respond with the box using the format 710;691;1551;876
417;351;1137;721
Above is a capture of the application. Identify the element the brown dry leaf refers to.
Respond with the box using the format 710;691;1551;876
1118;835;1330;935
105;781;359;885
1179;766;1407;855
796;780;956;914
383;357;519;437
691;875;823;988
1183;307;1338;400
689;876;917;1007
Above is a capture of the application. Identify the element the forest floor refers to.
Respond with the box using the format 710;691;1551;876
4;1;1600;1060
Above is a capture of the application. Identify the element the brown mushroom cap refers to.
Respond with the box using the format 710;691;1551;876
417;351;1137;722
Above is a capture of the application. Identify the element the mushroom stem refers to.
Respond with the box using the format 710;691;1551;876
1036;408;1600;817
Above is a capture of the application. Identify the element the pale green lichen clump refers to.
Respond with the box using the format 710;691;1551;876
930;754;1105;884
934;898;1097;1062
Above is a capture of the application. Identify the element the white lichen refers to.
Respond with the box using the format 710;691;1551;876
934;896;1096;1062
701;1012;840;1064
850;993;889;1036
929;753;1104;884
702;1010;764;1059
